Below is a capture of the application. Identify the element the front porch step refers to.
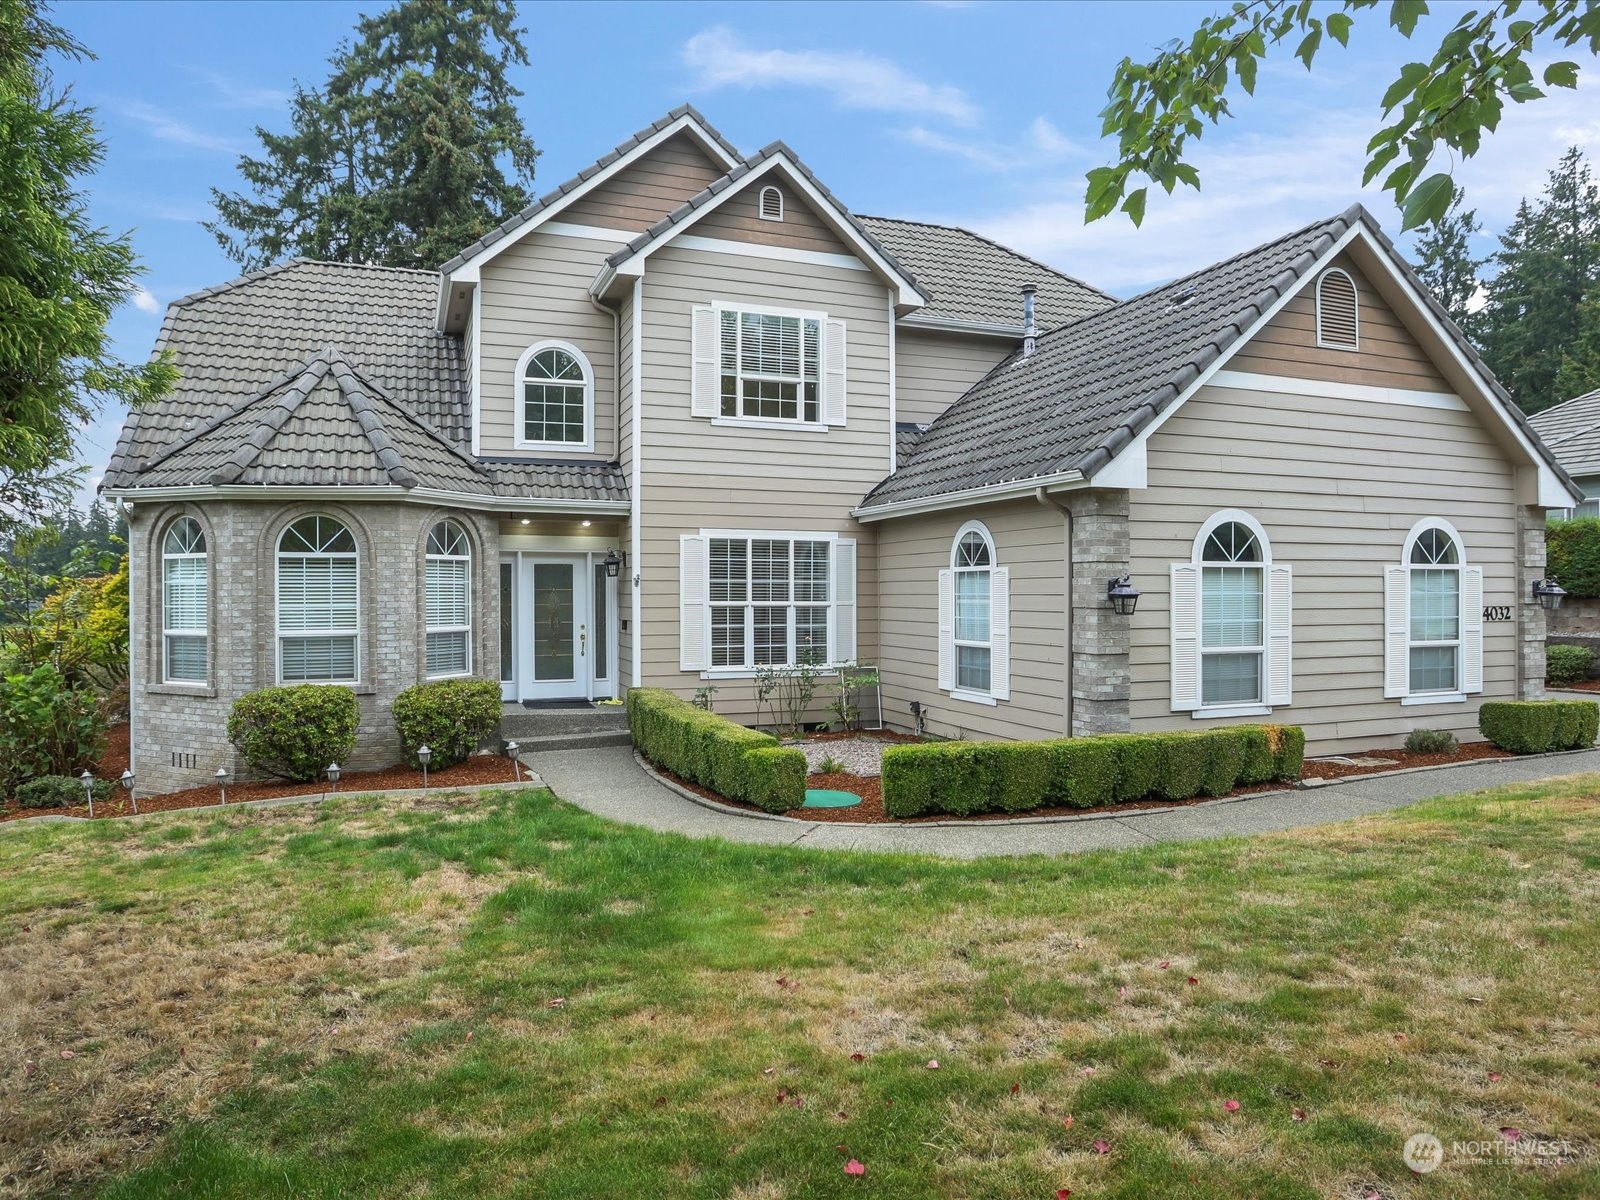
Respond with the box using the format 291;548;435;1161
508;728;635;754
496;704;630;749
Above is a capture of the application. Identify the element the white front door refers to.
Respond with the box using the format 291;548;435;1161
520;555;590;701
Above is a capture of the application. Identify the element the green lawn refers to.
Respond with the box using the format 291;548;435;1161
2;779;1598;1199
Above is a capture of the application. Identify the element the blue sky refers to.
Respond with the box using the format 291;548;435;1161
56;0;1600;497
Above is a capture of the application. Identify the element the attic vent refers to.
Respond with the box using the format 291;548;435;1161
758;185;784;222
1316;267;1359;349
1167;288;1197;310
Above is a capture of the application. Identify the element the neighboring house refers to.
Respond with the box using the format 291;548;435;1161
1529;387;1600;517
105;106;1581;794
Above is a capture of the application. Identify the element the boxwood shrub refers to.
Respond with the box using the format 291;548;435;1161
881;723;1305;819
1545;643;1597;687
1479;699;1599;754
227;685;360;782
392;678;503;770
626;688;806;812
14;774;113;809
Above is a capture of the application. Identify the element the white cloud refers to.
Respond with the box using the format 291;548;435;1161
900;115;1082;172
185;67;290;109
683;26;978;125
130;286;161;315
118;100;246;155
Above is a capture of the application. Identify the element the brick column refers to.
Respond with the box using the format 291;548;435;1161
1065;491;1132;736
1518;505;1548;700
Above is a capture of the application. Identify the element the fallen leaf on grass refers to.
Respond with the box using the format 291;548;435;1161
1500;1127;1522;1142
1393;1033;1407;1043
1223;1099;1241;1112
1093;1139;1111;1155
1010;1082;1021;1095
1158;961;1170;970
1187;976;1198;985
546;998;566;1009
844;1159;866;1176
927;1058;940;1070
1062;1115;1075;1130
1291;1107;1307;1122
850;1053;865;1063
59;1050;75;1060
1057;1190;1073;1199
1080;1067;1096;1078
1488;1072;1503;1082
1118;986;1127;998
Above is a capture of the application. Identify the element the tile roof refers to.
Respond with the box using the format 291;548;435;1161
1530;388;1600;478
437;104;742;275
855;215;1114;329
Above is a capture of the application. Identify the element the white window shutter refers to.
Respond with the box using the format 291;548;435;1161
679;535;709;671
832;539;857;664
1170;563;1200;712
990;566;1011;702
937;568;954;691
690;306;718;418
1383;565;1410;698
823;318;846;426
1266;563;1293;707
1461;566;1484;694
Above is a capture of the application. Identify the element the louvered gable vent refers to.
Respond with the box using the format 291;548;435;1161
1315;268;1359;349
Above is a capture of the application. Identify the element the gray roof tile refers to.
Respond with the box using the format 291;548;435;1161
1530;388;1600;477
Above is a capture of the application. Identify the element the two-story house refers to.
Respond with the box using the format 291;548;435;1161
105;107;1580;794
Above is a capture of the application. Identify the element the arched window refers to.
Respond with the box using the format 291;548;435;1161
277;515;358;683
1172;511;1292;713
162;516;207;683
425;519;472;677
1316;267;1359;350
1385;520;1482;701
517;342;592;450
759;185;784;222
937;521;1009;702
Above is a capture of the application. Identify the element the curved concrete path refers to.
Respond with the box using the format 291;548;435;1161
524;744;1600;860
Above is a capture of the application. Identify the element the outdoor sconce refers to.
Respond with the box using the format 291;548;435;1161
1532;577;1567;611
79;769;96;818
326;762;341;793
1107;575;1141;616
417;744;432;793
120;768;138;815
216;765;231;805
602;549;623;578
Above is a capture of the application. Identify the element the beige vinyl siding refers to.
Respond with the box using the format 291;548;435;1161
633;242;892;719
1128;382;1520;752
688;183;853;255
877;499;1070;741
618;286;635;479
461;306;475;445
895;329;1012;426
476;233;618;459
560;132;726;231
1230;253;1451;393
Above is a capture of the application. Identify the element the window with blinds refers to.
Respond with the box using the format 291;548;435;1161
425;520;472;677
1315;268;1359;349
162;517;207;683
708;535;830;668
718;308;821;423
277;515;359;683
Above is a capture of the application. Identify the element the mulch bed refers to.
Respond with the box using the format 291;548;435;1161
1301;740;1512;780
0;722;526;825
1552;678;1600;693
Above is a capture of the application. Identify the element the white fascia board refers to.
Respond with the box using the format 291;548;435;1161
609;154;929;309
1209;370;1469;411
441;114;737;290
898;314;1027;340
104;484;630;516
852;470;1086;522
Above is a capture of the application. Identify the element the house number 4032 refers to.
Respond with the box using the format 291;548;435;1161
1482;605;1513;622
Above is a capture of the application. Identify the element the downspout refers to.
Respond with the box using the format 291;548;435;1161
587;291;622;458
630;276;644;687
1036;486;1073;737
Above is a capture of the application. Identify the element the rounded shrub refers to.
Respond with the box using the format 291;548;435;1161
1479;700;1599;754
392;678;503;771
227;685;359;782
14;775;113;809
1545;644;1596;688
1403;728;1459;755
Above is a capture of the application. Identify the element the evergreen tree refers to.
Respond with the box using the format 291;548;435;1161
1410;189;1484;334
0;0;173;538
1477;149;1600;414
1555;294;1600;402
207;0;539;271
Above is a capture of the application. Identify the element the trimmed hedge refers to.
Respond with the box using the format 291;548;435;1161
626;688;807;813
1545;644;1596;688
1479;700;1599;754
227;685;360;782
882;724;1304;819
1545;517;1600;599
392;678;503;770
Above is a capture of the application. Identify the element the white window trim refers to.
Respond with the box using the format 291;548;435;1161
711;299;827;430
276;517;360;686
1192;509;1273;715
950;519;997;699
1401;517;1465;699
1315;266;1360;351
702;529;841;672
949;688;998;708
514;339;595;453
758;185;784;222
161;517;208;686
424;521;473;679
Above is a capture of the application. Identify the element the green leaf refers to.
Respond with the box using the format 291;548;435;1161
1295;27;1323;68
1507;82;1546;102
1326;12;1354;45
1389;0;1429;37
1363;144;1402;186
1544;60;1580;89
1236;50;1258;94
1381;62;1430;112
1121;187;1149;226
1401;171;1455;231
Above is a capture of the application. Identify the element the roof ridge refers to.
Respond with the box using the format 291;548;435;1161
132;356;321;476
326;352;420;488
332;355;491;477
209;351;336;484
856;213;1117;303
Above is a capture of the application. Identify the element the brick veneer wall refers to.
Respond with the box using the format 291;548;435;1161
1065;490;1132;736
128;498;500;796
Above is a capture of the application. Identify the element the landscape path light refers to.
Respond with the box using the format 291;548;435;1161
326;762;341;794
120;768;138;815
79;769;96;818
506;740;521;783
417;744;431;794
216;765;231;805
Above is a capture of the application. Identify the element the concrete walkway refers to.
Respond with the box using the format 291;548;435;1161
525;745;1600;860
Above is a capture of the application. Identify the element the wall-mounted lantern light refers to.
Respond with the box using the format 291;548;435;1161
1533;577;1567;611
602;549;623;579
1107;575;1141;616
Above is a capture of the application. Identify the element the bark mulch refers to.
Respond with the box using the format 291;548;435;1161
1;723;527;825
1301;740;1512;781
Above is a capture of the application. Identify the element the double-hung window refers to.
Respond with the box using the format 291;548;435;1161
162;517;208;683
277;515;359;683
937;521;1010;703
709;536;831;667
1384;520;1483;702
719;308;821;424
425;520;472;677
